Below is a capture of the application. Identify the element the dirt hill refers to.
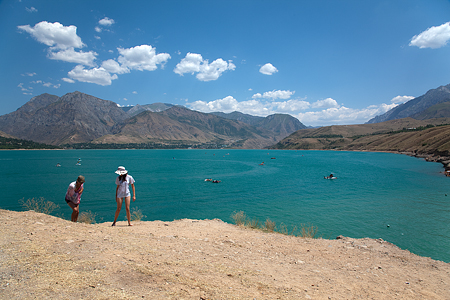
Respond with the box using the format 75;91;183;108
1;209;449;299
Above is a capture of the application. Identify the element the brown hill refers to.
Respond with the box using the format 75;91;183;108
0;92;129;145
96;106;277;148
272;117;450;156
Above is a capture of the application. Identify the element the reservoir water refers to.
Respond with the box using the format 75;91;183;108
1;149;449;262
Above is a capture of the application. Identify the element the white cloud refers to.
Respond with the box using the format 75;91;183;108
311;98;340;109
188;94;399;126
95;27;102;33
253;89;294;100
174;53;236;81
22;72;36;77
18;21;84;50
259;63;278;75
101;59;130;74
270;99;310;112
391;95;414;104
99;17;115;26
295;103;398;126
118;45;171;71
68;65;118;86
410;22;450;49
189;96;271;116
62;78;75;83
26;7;37;13
132;91;138;94
48;48;97;66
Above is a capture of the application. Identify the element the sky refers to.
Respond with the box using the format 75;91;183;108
1;0;450;126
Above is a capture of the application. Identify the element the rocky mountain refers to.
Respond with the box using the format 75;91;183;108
124;103;174;117
97;106;277;148
0;92;305;149
0;91;129;145
211;112;307;136
367;83;450;123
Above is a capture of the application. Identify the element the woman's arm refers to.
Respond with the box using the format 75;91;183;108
131;183;136;202
115;185;119;199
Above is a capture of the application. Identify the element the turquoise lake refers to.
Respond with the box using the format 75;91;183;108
1;149;449;262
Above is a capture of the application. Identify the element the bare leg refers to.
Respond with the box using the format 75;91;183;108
67;202;79;222
124;196;132;226
112;197;123;226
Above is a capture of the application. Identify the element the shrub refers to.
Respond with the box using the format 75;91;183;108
19;197;59;214
230;210;319;238
78;210;97;224
130;207;146;221
264;218;276;232
298;223;318;238
246;218;260;229
231;211;246;226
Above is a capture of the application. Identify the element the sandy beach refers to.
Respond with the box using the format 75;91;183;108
1;209;449;299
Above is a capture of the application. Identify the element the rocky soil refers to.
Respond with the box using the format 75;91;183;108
1;209;449;299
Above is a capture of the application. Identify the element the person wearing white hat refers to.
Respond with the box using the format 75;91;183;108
112;166;136;226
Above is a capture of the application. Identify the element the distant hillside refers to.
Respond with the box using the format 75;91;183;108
0;91;129;145
367;83;450;123
124;103;174;117
271;117;450;156
211;111;306;138
97;106;277;149
0;92;303;149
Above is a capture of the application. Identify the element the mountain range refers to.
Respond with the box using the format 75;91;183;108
272;82;450;157
367;83;450;123
0;91;306;149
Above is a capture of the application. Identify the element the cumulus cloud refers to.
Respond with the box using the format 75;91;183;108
101;59;130;74
410;22;450;49
118;45;171;71
295;103;398;126
48;48;97;66
99;17;115;26
174;53;236;81
188;92;399;126
270;99;310;112
259;63;278;75
18;21;84;50
391;95;414;104
253;89;294;100
311;98;340;109
68;65;118;86
189;96;270;116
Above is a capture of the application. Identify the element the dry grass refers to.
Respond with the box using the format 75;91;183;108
19;197;59;214
130;207;146;221
230;211;319;238
78;210;97;224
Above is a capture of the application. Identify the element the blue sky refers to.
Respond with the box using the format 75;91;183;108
1;0;450;126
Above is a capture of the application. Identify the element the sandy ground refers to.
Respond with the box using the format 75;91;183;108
0;210;449;300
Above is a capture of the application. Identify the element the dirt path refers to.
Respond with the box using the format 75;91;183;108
1;209;449;299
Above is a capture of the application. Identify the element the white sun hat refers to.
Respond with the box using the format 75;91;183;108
115;166;128;175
